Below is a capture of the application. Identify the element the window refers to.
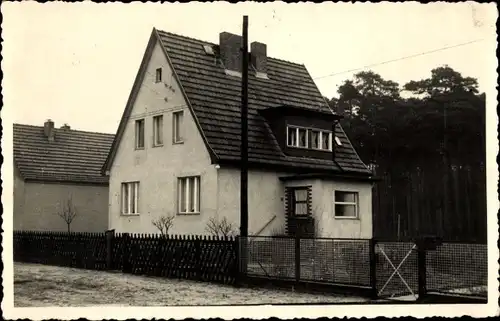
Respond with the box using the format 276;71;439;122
155;68;162;83
178;176;200;214
292;188;310;216
173;111;184;143
287;127;297;147
135;119;145;149
287;126;308;148
334;191;358;218
121;182;139;215
287;126;332;151
153;115;163;146
322;132;332;150
311;130;320;149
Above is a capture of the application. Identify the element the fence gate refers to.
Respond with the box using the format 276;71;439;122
375;241;419;300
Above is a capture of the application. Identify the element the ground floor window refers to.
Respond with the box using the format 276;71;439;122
178;176;200;214
121;181;139;214
334;191;359;218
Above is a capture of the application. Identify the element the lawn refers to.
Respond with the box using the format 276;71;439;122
13;263;371;307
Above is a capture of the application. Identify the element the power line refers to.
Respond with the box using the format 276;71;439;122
312;38;485;82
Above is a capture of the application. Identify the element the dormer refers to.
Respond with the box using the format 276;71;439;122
259;105;343;161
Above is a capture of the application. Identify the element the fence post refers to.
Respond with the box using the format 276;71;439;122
122;233;131;273
416;240;427;303
105;229;115;270
369;238;378;299
237;236;248;286
295;235;301;285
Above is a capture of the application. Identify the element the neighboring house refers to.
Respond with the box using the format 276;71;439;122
13;121;114;232
102;28;377;238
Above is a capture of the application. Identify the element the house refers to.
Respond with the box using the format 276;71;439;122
102;28;377;238
13;121;114;232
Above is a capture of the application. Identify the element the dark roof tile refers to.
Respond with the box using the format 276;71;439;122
14;124;114;184
157;30;370;175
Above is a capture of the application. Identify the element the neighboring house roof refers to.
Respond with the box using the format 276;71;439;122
103;28;371;176
14;124;114;184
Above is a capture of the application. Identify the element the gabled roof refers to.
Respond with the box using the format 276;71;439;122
103;28;371;176
14;124;114;184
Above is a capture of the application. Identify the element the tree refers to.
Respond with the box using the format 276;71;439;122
403;65;479;97
58;197;78;233
205;217;237;237
152;214;175;236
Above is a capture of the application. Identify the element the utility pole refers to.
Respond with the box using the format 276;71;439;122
237;15;249;284
240;15;249;238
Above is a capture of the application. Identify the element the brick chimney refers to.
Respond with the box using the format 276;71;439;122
44;119;55;142
251;41;267;75
61;123;71;130
219;32;243;73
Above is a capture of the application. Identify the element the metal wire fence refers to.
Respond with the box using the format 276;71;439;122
242;236;372;288
426;242;487;297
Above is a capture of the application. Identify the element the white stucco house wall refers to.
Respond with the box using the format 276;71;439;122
102;28;377;239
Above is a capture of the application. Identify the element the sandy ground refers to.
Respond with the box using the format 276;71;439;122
14;263;371;307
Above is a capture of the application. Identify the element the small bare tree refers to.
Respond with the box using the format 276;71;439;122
58;197;78;233
205;216;237;237
152;214;175;236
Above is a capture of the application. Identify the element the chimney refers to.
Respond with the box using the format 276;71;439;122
61;123;71;130
219;32;243;73
251;41;267;75
44;119;55;142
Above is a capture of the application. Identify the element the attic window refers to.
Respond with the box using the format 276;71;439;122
155;68;162;83
287;125;332;151
287;126;308;148
203;45;215;56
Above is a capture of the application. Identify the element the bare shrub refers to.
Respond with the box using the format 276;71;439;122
205;216;237;237
58;197;78;233
152;214;175;236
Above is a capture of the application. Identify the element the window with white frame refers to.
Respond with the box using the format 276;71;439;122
287;126;308;148
135;119;145;149
173;111;184;143
178;176;200;214
287;126;333;151
121;182;139;215
153;115;163;146
291;187;310;217
334;191;359;218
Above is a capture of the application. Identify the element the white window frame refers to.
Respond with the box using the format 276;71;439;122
173;110;184;144
286;125;308;149
153;115;163;146
289;126;333;152
135;119;145;149
177;176;200;214
333;190;359;219
121;182;140;215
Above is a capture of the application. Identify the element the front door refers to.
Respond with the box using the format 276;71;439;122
286;186;315;237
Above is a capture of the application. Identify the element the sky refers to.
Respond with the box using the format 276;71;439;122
2;2;497;134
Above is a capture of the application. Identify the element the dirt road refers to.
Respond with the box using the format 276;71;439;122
14;263;370;307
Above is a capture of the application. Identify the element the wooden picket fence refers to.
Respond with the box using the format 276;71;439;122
13;231;108;270
13;230;239;285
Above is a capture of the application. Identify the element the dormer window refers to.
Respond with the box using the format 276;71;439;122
287;125;332;151
287;126;308;148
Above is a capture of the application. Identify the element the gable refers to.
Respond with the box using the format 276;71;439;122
102;29;216;174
